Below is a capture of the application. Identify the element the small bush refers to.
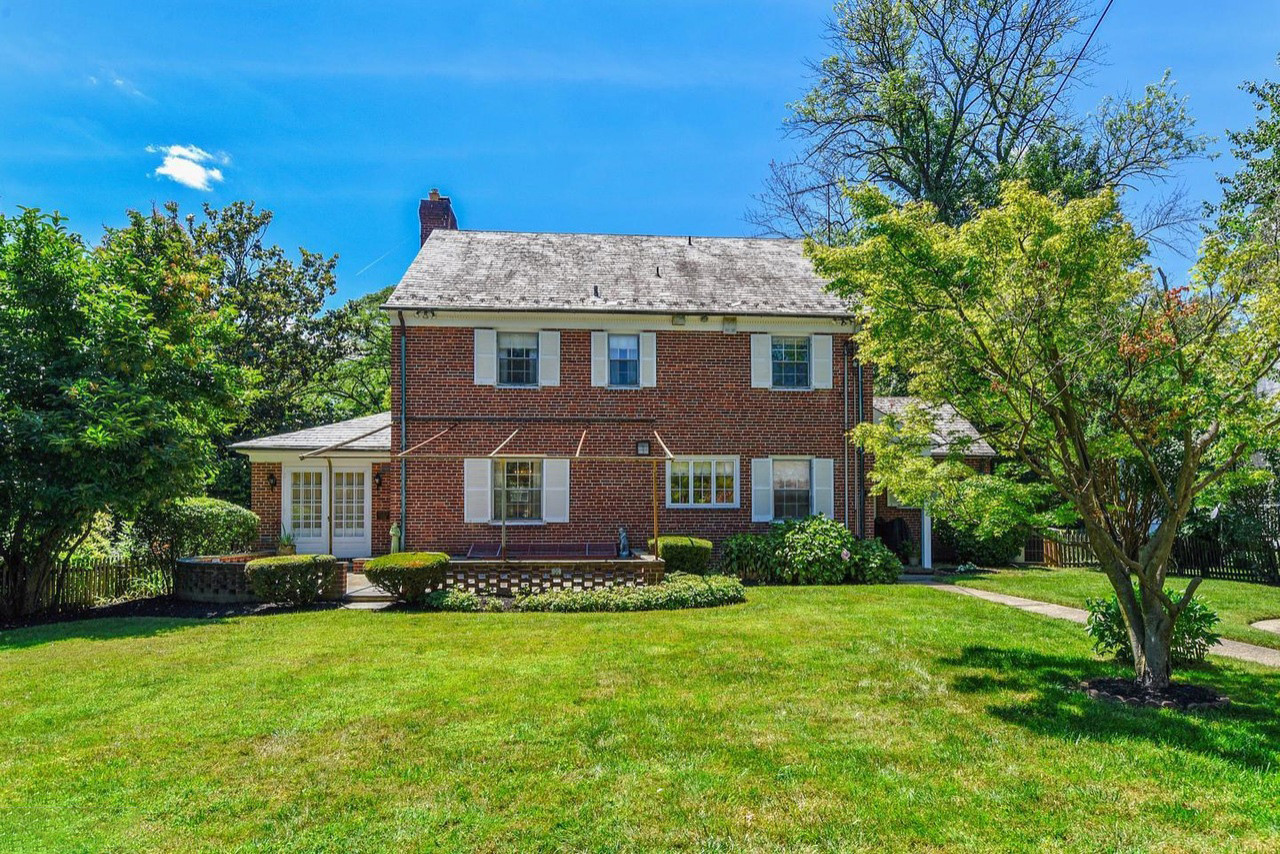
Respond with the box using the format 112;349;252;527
514;572;746;613
245;554;335;606
779;515;859;583
718;532;781;584
422;589;504;612
647;535;713;574
847;538;903;584
137;497;260;558
1085;592;1222;666
364;552;450;604
936;520;1024;567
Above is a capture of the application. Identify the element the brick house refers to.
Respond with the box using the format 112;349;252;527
233;190;990;566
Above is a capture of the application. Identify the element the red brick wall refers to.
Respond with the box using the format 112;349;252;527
870;455;994;565
251;462;281;548
388;324;876;555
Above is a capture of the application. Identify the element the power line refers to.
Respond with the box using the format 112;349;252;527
1038;0;1117;124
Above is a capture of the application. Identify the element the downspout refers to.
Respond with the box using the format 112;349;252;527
398;311;408;550
326;457;334;556
842;339;850;531
856;359;866;538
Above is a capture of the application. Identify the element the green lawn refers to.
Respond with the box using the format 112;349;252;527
952;567;1280;652
2;587;1279;853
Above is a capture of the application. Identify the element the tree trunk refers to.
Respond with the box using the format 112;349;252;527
1131;588;1175;692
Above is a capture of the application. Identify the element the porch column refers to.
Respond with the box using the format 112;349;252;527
921;505;933;569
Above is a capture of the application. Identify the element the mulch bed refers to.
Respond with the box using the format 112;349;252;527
1081;677;1230;711
1;596;339;631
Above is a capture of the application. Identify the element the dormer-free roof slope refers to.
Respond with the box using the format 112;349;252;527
384;230;848;317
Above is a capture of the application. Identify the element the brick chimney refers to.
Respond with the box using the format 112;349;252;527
418;188;458;245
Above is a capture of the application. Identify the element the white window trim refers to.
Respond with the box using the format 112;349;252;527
665;456;740;509
770;335;814;391
496;331;541;388
488;456;548;526
606;331;642;389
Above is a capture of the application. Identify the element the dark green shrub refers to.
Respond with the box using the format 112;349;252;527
847;538;903;584
718;517;900;585
936;519;1024;567
363;552;450;604
718;531;782;583
136;497;260;558
514;572;746;613
245;554;335;606
647;535;713;574
422;589;504;612
1085;592;1222;666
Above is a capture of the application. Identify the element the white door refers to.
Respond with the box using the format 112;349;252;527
330;466;372;558
282;466;327;554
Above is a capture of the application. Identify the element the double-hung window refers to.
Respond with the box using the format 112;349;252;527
668;457;737;508
771;336;811;389
497;332;539;387
492;459;543;521
771;459;812;519
608;334;640;387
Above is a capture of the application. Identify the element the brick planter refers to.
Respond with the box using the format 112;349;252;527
175;553;347;604
443;556;664;597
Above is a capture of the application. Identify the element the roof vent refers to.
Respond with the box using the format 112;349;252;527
593;285;600;298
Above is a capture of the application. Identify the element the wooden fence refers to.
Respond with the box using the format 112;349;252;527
2;555;175;617
1032;524;1280;585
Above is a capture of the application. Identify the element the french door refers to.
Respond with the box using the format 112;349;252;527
281;463;372;558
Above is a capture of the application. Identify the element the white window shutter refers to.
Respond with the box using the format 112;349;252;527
538;331;560;387
542;459;570;523
640;332;657;387
750;334;772;388
751;458;774;522
463;459;492;523
813;458;835;518
591;331;609;387
812;335;833;389
474;329;497;386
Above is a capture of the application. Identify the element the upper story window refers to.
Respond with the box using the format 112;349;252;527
497;332;539;387
771;336;811;389
608;334;640;387
772;458;812;520
668;457;738;508
493;458;542;521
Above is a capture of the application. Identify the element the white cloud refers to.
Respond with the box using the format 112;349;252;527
146;144;230;191
88;69;146;98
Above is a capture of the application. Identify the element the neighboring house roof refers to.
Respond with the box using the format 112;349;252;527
231;412;392;453
873;397;996;457
384;230;847;317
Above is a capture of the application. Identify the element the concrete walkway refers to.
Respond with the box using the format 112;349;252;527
928;580;1280;669
1252;618;1280;635
342;573;394;610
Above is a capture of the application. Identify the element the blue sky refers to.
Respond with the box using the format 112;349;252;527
1;1;1277;302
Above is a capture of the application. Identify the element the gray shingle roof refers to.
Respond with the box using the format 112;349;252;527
873;397;996;457
231;412;391;453
384;230;847;316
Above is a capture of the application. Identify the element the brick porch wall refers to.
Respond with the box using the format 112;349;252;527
251;462;282;549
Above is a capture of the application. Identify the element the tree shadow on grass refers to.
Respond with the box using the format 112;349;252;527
0;598;343;650
941;645;1280;770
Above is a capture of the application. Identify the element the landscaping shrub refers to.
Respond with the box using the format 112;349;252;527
936;519;1024;567
718;517;900;584
422;589;504;612
136;497;260;558
1085;592;1222;666
363;552;450;604
718;531;781;584
245;554;335;606
647;535;712;574
514;572;746;613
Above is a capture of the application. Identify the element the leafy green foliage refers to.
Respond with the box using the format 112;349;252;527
812;176;1280;688
363;552;450;604
936;520;1024;568
0;208;248;619
514;572;746;613
421;589;504;613
718;517;901;585
134;497;259;559
245;553;336;607
647;535;712;574
1086;592;1221;666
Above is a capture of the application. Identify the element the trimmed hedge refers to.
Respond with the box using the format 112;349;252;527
422;589;505;612
647;535;713;574
718;515;901;585
136;497;260;558
245;554;336;606
363;552;450;604
514;572;746;613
